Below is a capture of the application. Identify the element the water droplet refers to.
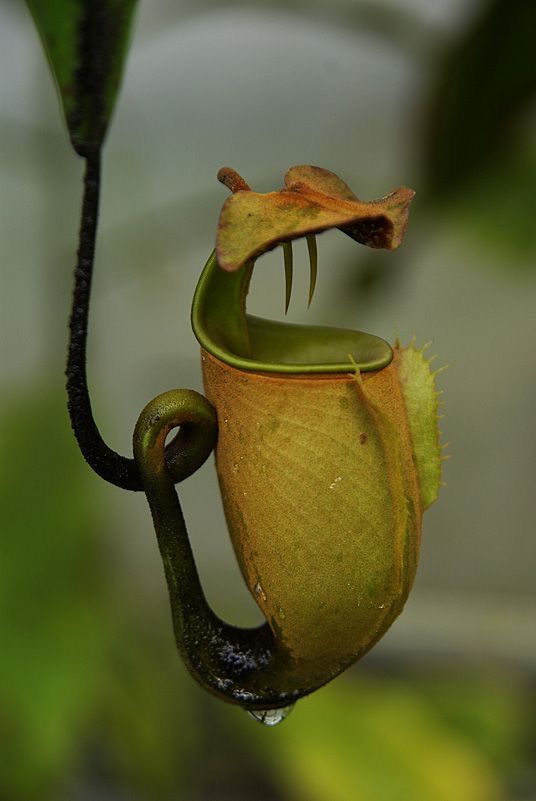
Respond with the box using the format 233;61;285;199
254;581;267;602
246;704;295;727
378;603;386;609
329;476;342;490
261;463;267;474
278;607;286;620
223;417;228;424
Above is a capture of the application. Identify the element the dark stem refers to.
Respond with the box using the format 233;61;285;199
133;389;319;709
66;151;141;489
66;152;217;490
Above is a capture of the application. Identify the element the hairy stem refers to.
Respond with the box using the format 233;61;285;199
66;151;141;489
66;153;216;489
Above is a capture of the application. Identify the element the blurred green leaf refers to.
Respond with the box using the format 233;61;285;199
99;631;201;800
423;0;536;197
243;677;503;801
0;390;116;800
25;0;138;154
0;388;199;800
417;674;531;775
449;135;536;264
422;0;536;263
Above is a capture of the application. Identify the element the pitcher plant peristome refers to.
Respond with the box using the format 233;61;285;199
134;166;444;715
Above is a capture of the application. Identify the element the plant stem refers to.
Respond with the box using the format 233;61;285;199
66;150;142;489
66;152;217;489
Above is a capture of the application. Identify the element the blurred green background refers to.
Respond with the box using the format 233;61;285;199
1;0;535;799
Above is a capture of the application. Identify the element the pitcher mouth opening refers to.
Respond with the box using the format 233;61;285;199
192;249;393;375
192;166;414;375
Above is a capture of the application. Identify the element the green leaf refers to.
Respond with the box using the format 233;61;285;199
423;0;536;194
243;678;503;801
26;0;138;154
99;635;201;798
450;140;536;264
0;388;199;799
421;0;536;264
0;389;115;799
416;676;530;774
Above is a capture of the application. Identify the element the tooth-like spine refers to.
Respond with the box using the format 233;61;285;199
306;235;318;308
420;340;433;354
283;241;293;314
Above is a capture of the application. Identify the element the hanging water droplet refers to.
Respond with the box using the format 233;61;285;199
246;704;295;727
